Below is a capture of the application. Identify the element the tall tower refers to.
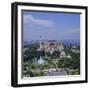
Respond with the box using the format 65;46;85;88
40;35;43;50
37;35;45;65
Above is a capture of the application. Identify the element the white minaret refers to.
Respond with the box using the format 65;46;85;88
37;35;45;65
40;35;42;50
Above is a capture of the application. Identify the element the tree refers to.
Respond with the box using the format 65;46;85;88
51;51;60;59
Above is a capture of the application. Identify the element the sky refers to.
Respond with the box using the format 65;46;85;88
23;11;80;41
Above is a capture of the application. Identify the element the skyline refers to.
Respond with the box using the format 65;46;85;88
23;11;80;41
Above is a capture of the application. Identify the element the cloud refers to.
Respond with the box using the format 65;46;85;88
64;29;80;34
23;14;54;27
58;28;80;35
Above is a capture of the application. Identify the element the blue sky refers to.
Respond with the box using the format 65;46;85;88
23;11;80;41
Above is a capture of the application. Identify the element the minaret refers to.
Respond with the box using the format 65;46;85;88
37;35;45;65
40;35;42;50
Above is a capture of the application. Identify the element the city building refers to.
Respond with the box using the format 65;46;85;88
37;35;72;59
